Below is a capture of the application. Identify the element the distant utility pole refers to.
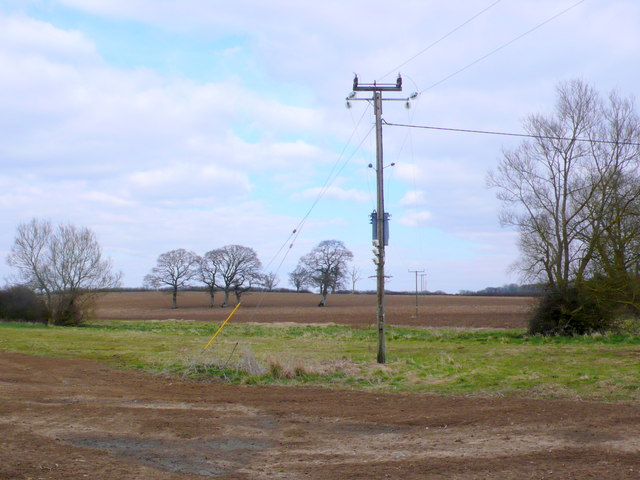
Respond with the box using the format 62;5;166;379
409;269;425;318
347;75;415;364
419;272;428;294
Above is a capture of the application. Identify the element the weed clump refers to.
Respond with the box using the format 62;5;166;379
239;348;265;375
267;358;291;379
267;357;315;380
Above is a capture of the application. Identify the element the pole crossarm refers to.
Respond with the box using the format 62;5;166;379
353;73;403;92
346;75;417;106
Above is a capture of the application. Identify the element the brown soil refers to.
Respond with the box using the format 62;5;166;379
7;294;632;478
95;292;535;329
2;351;639;479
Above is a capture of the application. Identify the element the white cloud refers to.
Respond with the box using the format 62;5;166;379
0;15;329;198
394;160;482;186
454;231;519;252
574;2;640;57
124;162;251;203
0;14;97;62
399;190;427;207
78;191;134;207
397;210;433;227
298;185;372;204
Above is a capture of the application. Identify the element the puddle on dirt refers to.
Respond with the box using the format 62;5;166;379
329;422;402;435
562;429;625;444
66;435;273;477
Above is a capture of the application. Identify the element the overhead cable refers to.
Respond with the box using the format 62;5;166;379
383;121;640;147
419;0;586;94
378;0;504;81
256;109;374;295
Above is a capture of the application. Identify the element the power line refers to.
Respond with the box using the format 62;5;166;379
378;0;504;81
419;0;585;94
287;103;372;242
254;104;373;308
383;121;640;147
292;125;374;237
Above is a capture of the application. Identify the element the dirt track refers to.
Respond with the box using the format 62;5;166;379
2;351;639;479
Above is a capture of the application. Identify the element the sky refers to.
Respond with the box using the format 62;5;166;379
1;0;639;294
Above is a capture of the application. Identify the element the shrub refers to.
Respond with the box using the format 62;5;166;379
53;301;84;326
0;285;48;323
529;286;614;336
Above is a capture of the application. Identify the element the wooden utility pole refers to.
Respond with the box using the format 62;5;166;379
419;272;428;294
348;74;409;364
409;269;425;318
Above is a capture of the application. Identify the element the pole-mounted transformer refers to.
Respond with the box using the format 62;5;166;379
370;210;390;246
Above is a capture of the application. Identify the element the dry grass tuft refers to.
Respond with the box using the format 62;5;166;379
239;347;265;375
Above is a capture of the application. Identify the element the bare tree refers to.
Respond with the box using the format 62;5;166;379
349;265;362;294
289;265;309;292
297;240;353;306
488;79;640;330
215;245;262;307
7;218;122;325
144;249;199;309
488;80;599;292
581;90;640;304
261;271;279;292
199;250;220;307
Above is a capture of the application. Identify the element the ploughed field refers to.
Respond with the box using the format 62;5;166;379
95;291;535;328
2;352;639;480
5;292;638;479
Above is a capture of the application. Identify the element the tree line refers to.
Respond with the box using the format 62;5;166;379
3;217;356;324
458;284;544;297
144;245;265;309
144;239;354;309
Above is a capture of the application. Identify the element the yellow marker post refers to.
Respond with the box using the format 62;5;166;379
202;302;241;351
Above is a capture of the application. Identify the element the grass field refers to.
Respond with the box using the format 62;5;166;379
2;300;639;401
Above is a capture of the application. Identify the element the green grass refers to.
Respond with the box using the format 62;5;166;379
1;319;639;401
